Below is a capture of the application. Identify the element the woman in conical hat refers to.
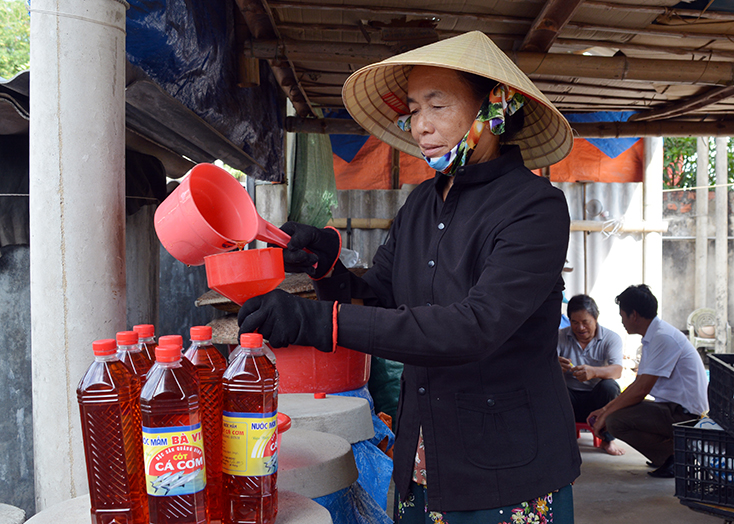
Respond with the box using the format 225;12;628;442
238;31;580;522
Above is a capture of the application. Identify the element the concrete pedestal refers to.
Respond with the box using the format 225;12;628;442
279;429;359;498
0;504;25;524
280;393;374;444
24;490;332;524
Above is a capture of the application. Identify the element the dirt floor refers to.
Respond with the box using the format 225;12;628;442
573;430;723;524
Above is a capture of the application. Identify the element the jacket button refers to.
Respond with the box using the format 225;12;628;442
428;260;435;268
438;222;445;230
418;387;426;395
426;302;431;307
487;399;495;407
339;283;346;290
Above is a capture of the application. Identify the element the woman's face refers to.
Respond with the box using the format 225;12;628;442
406;66;484;160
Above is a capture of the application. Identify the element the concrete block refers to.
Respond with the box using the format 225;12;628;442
280;393;375;444
0;504;25;524
279;428;358;499
23;491;331;524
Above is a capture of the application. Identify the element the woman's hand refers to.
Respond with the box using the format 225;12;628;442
275;222;341;280
237;289;336;352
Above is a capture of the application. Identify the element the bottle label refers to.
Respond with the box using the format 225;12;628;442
142;423;207;497
222;411;278;477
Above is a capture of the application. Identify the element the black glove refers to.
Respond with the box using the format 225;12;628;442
238;289;335;352
273;222;341;280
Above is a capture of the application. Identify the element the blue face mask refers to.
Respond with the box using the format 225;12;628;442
395;84;525;176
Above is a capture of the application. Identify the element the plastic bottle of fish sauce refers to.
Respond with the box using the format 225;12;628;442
117;330;153;382
133;324;157;362
184;326;227;522
77;338;148;524
222;333;278;524
140;340;209;524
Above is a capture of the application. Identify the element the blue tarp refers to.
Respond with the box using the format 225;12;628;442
312;385;394;523
564;111;639;159
126;0;284;181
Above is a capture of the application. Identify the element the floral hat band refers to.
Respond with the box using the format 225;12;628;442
395;84;526;136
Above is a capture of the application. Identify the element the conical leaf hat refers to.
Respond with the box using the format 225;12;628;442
342;31;573;170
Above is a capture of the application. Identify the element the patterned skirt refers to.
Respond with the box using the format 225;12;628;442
395;482;574;524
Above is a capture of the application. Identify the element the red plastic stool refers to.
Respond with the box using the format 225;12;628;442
575;422;603;448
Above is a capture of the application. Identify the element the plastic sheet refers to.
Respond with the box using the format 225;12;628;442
330;385;395;514
314;482;393;524
289;130;338;228
126;0;284;182
564;111;638;159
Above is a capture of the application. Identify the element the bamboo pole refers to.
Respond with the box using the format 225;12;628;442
714;137;729;352
285;116;734;138
554;38;734;61
570;120;734;138
235;0;315;118
695;137;709;310
583;0;734;21
520;0;584;53
629;86;734;122
249;40;734;85
569;220;668;233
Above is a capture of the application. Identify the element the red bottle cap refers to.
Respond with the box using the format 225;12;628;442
116;331;139;345
133;324;155;338
159;335;183;347
240;333;263;348
314;392;327;399
190;326;212;341
155;343;181;363
92;339;117;356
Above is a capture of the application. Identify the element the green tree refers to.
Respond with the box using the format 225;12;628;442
663;137;734;190
0;0;30;80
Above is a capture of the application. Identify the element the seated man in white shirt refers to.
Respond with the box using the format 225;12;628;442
557;294;624;456
588;284;708;478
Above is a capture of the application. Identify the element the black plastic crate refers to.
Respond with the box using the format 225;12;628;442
674;419;734;507
708;354;734;434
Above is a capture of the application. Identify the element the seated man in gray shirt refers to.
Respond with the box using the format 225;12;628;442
558;294;624;456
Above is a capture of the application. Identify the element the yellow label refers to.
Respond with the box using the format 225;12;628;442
222;411;278;477
142;423;206;497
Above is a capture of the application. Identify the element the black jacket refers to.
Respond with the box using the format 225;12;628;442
316;146;581;511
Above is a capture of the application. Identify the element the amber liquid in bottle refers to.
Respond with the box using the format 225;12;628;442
184;334;227;522
222;335;278;524
141;351;209;524
118;343;153;382
77;347;148;524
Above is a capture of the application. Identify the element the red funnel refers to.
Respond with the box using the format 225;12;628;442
204;248;285;305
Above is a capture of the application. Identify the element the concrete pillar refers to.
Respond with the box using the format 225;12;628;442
29;0;128;510
695;137;709;309
714;137;729;352
643;137;664;308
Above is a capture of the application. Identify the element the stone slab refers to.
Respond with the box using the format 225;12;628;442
279;428;358;499
0;503;25;524
280;393;375;444
25;490;331;524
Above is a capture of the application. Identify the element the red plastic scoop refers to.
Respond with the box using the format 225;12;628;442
155;163;291;266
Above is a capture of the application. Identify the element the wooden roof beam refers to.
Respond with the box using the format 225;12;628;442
268;1;734;40
629;85;734;122
234;0;315;117
572;120;734;137
554;38;734;61
583;1;734;22
520;0;584;53
248;39;734;85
